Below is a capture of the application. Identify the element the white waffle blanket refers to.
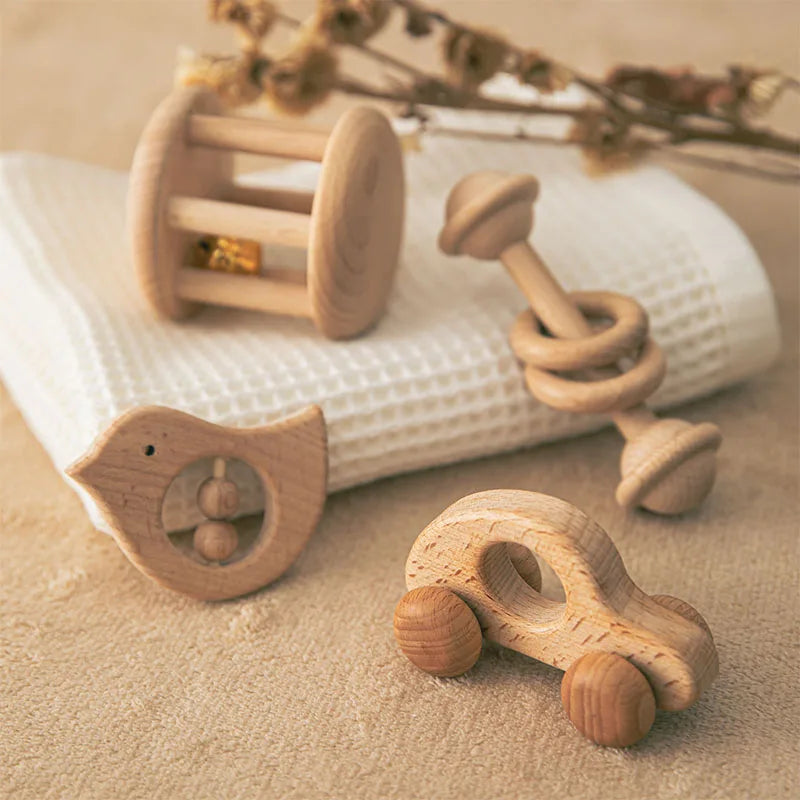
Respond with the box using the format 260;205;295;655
0;121;779;532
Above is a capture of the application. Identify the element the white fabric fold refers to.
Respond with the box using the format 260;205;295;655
0;125;779;532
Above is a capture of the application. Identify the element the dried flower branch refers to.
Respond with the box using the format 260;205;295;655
209;0;276;51
441;27;507;90
313;0;390;45
176;0;799;182
515;51;574;93
419;122;800;183
261;37;339;115
177;49;262;107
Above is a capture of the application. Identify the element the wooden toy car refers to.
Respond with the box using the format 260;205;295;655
393;489;719;747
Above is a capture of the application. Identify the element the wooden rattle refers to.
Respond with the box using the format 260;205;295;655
394;490;719;747
129;87;405;339
439;171;722;514
67;405;327;600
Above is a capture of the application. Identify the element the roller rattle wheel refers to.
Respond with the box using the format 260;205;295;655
393;586;483;677
308;107;405;339
651;594;713;639
561;652;656;747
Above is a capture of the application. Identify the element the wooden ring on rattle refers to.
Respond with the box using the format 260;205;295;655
509;291;649;371
521;336;666;415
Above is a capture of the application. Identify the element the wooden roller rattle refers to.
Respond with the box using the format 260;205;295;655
394;490;719;747
67;405;327;600
129;87;405;339
439;171;722;514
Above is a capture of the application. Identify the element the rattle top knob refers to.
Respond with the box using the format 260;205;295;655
438;171;539;260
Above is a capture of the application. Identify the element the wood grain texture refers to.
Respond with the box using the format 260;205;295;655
394;586;483;677
561;652;657;747
129;88;404;339
403;490;718;714
308;106;405;339
66;405;327;600
439;171;722;515
651;593;713;639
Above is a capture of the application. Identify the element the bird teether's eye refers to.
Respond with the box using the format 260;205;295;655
143;444;156;456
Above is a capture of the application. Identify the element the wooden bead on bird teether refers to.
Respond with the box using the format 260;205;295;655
193;520;238;562
194;458;239;561
197;458;240;519
393;586;483;677
438;171;722;515
129;87;405;339
396;490;719;747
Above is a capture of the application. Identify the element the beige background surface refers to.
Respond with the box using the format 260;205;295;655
1;2;798;798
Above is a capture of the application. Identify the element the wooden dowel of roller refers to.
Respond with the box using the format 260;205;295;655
501;241;657;440
222;183;315;216
187;114;329;162
168;196;311;250
177;268;312;318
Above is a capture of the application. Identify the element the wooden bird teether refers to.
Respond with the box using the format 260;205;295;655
439;172;722;514
394;490;719;747
67;405;327;600
129;87;405;339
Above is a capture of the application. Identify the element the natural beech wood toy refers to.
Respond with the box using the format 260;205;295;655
67;405;327;600
129;86;405;339
394;490;718;747
439;171;722;514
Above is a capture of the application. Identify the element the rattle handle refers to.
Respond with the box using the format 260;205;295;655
501;241;655;439
500;241;594;340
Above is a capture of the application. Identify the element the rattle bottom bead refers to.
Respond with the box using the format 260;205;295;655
193;520;239;562
394;587;483;677
561;652;656;747
617;418;722;514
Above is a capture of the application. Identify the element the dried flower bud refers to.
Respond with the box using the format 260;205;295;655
728;66;791;118
262;39;338;115
209;0;276;48
442;28;507;90
604;64;771;120
569;114;647;175
516;50;573;93
405;8;433;37
175;48;262;107
314;0;390;45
